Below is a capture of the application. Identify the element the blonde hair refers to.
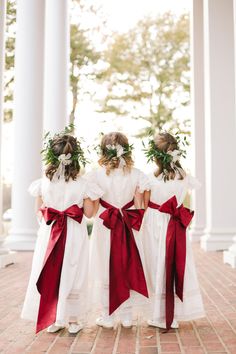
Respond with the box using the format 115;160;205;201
154;132;185;180
98;132;134;175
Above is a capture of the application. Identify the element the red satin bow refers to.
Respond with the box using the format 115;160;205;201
148;196;194;330
99;199;148;315
36;204;84;333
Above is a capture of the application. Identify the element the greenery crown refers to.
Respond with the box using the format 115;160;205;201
143;132;189;168
97;142;134;160
41;123;88;168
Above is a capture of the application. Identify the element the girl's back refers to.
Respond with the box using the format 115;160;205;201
142;132;205;329
87;166;149;208
22;132;102;334
148;173;200;206
31;176;93;211
87;132;150;327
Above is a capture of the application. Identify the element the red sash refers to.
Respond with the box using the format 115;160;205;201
148;196;194;330
99;199;148;315
36;204;83;333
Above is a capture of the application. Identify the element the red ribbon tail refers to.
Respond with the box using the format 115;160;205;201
36;294;58;333
165;252;175;331
149;197;190;330
175;224;186;303
166;290;174;331
176;289;184;302
102;201;149;315
109;225;130;315
165;219;176;331
109;288;130;315
35;205;83;333
126;224;149;299
35;224;66;333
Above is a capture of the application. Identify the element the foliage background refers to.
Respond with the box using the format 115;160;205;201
4;0;190;136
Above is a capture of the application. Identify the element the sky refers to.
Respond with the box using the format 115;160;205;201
97;0;190;32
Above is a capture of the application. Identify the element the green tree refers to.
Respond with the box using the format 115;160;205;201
4;0;16;122
98;13;190;135
70;24;100;124
69;0;107;124
4;0;107;124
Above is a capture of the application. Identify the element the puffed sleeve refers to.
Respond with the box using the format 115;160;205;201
28;178;42;197
137;170;151;193
84;180;104;201
187;175;201;190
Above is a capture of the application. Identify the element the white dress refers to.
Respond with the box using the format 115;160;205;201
21;176;103;326
142;173;205;323
85;166;150;323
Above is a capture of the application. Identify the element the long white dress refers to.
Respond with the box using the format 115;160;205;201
21;175;103;326
142;173;205;323
85;166;150;323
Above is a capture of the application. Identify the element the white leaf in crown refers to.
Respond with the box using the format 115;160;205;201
167;149;181;163
116;144;124;157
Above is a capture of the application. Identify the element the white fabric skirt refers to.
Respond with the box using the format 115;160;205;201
141;208;205;322
21;218;90;326
87;206;149;324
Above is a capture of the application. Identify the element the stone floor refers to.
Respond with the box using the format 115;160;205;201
0;244;236;354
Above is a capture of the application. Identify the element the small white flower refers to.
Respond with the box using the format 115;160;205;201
167;149;181;163
58;153;72;165
106;143;125;157
116;144;124;157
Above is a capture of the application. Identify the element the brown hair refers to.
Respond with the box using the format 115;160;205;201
154;132;185;180
98;132;134;175
45;135;81;182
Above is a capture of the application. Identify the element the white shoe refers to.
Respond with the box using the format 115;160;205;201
121;319;132;328
68;323;83;334
47;324;64;333
147;319;179;329
171;320;179;329
147;319;164;328
96;316;114;329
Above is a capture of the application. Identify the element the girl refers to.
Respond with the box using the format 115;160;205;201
142;132;205;330
21;131;103;334
86;132;150;328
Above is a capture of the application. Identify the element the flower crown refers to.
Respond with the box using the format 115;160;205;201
96;141;133;168
41;123;88;169
102;143;133;159
143;132;188;177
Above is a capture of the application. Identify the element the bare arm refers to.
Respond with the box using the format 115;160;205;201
134;191;144;209
143;190;151;210
93;199;100;216
83;198;94;218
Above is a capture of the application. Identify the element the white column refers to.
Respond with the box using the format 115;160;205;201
4;0;45;250
0;0;6;236
189;0;206;242
0;0;15;267
201;0;236;251
223;0;236;267
43;0;69;134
